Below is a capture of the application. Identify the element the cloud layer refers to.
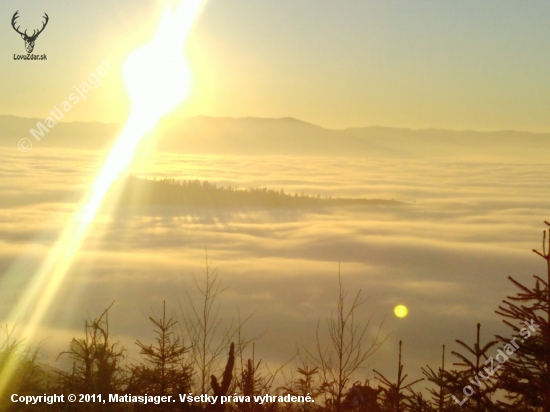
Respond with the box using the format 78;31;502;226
1;148;548;382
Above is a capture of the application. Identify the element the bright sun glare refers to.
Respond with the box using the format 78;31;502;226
0;0;205;396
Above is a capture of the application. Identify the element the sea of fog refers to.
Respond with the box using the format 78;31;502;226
1;148;549;385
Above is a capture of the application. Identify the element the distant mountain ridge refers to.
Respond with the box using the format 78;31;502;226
1;114;548;160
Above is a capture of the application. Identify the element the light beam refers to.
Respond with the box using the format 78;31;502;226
0;0;205;395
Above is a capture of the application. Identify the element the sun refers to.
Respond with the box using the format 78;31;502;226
394;305;408;318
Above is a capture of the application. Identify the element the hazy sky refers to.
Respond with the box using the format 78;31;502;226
1;0;550;130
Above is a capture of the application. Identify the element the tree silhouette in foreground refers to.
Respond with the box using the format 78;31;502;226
375;340;423;412
57;303;126;411
495;221;550;411
422;346;459;412
128;301;192;411
182;251;255;395
441;323;499;412
0;321;47;411
208;342;235;412
280;364;324;412
307;267;385;412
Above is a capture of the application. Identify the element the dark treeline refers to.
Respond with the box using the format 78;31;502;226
116;176;400;209
3;223;550;411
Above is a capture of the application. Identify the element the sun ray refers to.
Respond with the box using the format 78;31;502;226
0;0;205;395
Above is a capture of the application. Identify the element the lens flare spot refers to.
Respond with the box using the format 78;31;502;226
394;305;408;318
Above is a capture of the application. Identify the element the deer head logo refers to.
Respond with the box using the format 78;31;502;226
11;11;49;54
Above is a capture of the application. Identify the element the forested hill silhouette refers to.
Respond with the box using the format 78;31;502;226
117;176;401;209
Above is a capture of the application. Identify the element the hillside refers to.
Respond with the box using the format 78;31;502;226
2;114;549;160
115;176;401;209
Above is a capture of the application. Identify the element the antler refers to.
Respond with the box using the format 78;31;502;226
11;11;49;40
11;11;26;37
32;13;49;39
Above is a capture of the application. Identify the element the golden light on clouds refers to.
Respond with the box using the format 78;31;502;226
394;305;408;318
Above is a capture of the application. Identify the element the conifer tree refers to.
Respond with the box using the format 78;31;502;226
57;304;126;411
422;345;460;411
128;301;192;411
280;363;324;412
439;324;499;412
374;340;423;412
495;221;550;410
